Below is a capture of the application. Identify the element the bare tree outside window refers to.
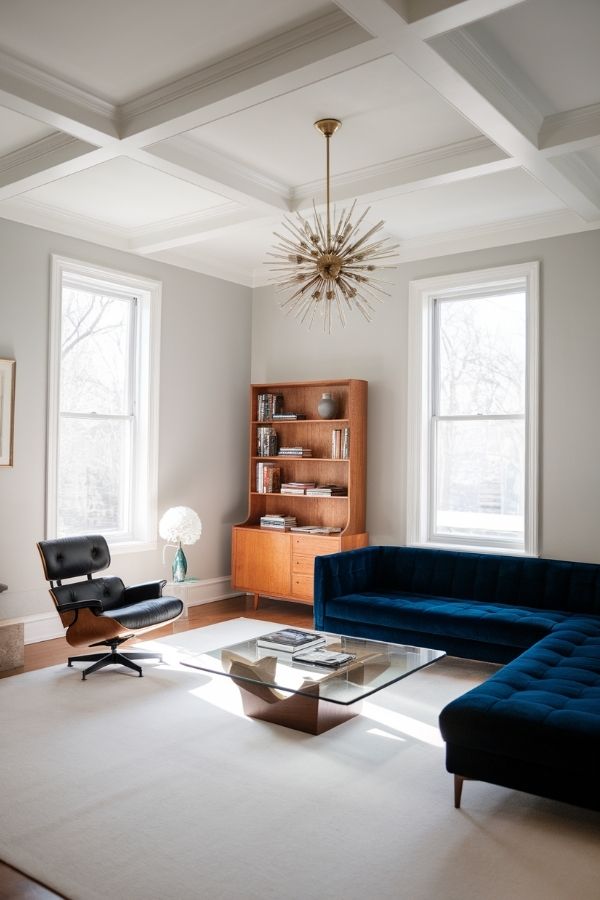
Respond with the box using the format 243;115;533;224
433;292;526;542
57;288;135;537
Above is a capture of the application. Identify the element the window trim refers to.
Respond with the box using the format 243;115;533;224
406;262;539;556
47;256;162;553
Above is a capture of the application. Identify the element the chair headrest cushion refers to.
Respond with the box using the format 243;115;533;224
38;535;111;581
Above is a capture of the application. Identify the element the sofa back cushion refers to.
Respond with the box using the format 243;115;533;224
377;547;600;616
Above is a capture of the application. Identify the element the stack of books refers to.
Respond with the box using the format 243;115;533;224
280;482;316;495
306;484;347;496
256;462;281;493
272;413;306;420
278;447;312;457
259;514;297;530
257;393;283;421
257;628;326;652
257;426;278;457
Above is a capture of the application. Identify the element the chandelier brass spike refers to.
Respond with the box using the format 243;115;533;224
266;117;398;330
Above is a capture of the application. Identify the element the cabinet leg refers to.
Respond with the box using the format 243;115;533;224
252;593;260;611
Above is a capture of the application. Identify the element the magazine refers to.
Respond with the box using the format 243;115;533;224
256;628;326;653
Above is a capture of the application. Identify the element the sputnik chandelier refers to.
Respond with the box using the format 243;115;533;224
267;118;398;331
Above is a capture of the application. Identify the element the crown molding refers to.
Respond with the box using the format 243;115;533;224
120;10;368;126
150;249;254;287
0;48;118;142
406;0;526;40
0;196;130;249
0;133;78;173
539;103;600;156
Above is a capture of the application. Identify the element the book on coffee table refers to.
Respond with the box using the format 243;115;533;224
292;648;356;668
256;628;326;653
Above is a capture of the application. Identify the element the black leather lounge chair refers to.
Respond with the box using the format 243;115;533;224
37;534;184;679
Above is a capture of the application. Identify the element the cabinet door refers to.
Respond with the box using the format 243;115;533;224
232;528;291;597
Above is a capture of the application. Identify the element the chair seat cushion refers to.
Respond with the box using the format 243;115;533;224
100;596;183;629
325;591;573;648
439;618;600;769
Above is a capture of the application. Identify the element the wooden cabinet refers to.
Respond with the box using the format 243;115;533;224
232;379;368;607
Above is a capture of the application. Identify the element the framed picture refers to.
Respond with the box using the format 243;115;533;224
0;359;16;467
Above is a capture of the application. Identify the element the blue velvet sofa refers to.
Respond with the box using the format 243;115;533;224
313;545;600;811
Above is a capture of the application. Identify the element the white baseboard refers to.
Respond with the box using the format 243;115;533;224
25;614;64;644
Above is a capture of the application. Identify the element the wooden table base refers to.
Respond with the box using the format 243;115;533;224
235;679;360;734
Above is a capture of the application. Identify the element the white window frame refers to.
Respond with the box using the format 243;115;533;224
406;261;539;556
47;256;161;553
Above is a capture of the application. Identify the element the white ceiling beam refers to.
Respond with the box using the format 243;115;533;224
0;49;119;146
134;138;289;213
333;0;600;220
291;136;515;209
118;12;386;147
0;136;116;200
405;0;526;39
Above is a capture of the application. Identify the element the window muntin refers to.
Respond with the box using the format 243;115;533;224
48;258;160;549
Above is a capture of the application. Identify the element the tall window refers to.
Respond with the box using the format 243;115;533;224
407;263;539;554
48;257;161;549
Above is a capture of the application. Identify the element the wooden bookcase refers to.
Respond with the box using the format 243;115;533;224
232;379;368;607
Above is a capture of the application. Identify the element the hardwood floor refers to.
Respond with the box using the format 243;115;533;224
0;595;312;898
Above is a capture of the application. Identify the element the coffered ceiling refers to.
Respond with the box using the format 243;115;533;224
1;0;599;287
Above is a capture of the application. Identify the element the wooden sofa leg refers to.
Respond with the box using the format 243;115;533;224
454;774;464;809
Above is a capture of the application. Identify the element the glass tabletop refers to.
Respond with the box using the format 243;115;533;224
180;631;445;706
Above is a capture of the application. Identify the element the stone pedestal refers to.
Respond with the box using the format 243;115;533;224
0;622;24;671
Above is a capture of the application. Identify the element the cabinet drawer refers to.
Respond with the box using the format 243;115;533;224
291;573;313;601
292;535;341;558
292;553;316;576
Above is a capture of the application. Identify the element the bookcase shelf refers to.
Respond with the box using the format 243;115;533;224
232;379;368;608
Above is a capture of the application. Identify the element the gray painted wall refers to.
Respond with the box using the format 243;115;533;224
0;218;252;615
252;230;600;564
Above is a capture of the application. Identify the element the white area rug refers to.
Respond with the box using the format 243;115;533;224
1;617;599;900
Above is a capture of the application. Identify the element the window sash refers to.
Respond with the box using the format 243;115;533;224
406;262;539;556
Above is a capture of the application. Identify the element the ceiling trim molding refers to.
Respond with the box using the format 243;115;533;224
136;137;289;212
0;196;131;249
0;135;109;200
0;132;77;173
150;249;254;287
0;48;118;143
539;103;600;156
291;135;515;208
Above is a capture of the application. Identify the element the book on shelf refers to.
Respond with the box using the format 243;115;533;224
255;462;280;494
257;426;278;457
257;628;326;652
292;648;356;667
280;481;316;495
259;514;297;530
257;393;283;422
272;413;307;420
342;426;350;460
331;428;341;459
289;525;342;534
278;447;312;457
306;484;347;496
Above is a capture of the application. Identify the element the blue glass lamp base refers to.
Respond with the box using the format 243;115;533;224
172;545;188;583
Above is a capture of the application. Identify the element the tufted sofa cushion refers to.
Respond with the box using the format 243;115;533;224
439;617;600;769
325;591;574;649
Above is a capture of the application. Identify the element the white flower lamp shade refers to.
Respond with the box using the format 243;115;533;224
159;506;202;583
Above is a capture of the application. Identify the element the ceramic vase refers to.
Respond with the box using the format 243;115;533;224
318;392;338;419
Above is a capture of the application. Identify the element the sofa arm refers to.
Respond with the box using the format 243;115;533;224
314;546;381;630
124;580;167;604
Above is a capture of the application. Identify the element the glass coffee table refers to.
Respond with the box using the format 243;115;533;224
181;631;445;734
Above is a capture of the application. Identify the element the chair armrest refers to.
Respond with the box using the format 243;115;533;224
55;598;104;614
313;546;381;630
123;580;167;603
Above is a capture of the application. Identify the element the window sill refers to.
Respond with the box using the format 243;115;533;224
108;540;158;555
